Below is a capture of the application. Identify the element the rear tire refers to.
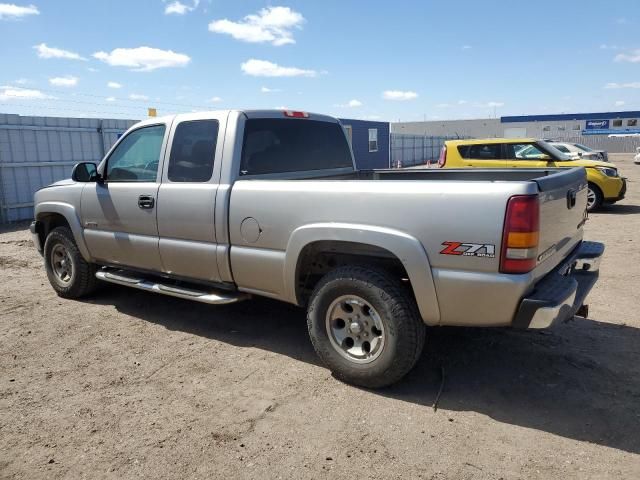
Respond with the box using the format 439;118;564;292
307;266;426;388
44;226;98;298
586;182;603;212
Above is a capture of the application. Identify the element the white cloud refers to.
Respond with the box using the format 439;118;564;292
461;45;472;50
436;103;451;108
360;114;381;121
457;99;467;105
34;43;86;61
93;46;191;71
486;101;504;107
209;6;305;46
0;85;49;100
336;99;362;108
164;0;199;15
49;75;78;87
600;44;621;50
208;96;222;103
107;81;122;89
615;49;640;63
87;67;99;72
261;86;281;93
241;59;316;77
604;82;640;89
106;96;116;102
382;90;418;101
129;93;149;101
14;78;29;85
0;3;39;20
615;100;626;107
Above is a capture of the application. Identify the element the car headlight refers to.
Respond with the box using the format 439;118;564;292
596;167;618;177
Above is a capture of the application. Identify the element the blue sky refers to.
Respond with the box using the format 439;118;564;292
0;0;639;122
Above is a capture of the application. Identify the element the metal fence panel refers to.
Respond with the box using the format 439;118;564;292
390;134;465;167
551;135;640;154
0;114;138;222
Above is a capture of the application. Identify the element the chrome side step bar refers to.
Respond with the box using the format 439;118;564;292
96;269;249;305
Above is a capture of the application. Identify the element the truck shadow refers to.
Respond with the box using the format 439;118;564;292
595;204;640;215
87;285;640;455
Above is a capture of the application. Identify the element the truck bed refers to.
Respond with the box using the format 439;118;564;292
228;166;587;327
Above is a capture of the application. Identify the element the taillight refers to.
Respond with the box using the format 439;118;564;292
283;110;309;118
500;195;540;274
438;146;447;168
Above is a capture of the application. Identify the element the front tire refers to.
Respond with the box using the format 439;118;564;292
307;266;426;388
587;182;603;212
44;226;98;298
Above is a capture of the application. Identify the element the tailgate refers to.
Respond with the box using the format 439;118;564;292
533;167;587;279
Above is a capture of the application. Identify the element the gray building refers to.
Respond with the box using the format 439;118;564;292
392;111;640;153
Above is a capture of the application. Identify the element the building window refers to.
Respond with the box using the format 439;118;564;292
628;119;638;127
573;124;581;130
368;128;378;152
557;125;565;131
542;126;551;132
613;119;623;127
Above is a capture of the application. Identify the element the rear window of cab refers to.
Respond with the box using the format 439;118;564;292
240;119;353;176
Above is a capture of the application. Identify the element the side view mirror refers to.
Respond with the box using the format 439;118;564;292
71;162;99;182
539;154;552;162
577;152;583;157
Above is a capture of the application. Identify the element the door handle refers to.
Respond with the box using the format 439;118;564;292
138;195;155;209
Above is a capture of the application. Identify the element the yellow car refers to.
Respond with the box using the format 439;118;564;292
438;138;626;211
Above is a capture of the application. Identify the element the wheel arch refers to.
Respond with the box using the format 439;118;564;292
35;202;91;261
284;223;440;326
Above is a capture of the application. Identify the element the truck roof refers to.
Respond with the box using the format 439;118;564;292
131;110;341;129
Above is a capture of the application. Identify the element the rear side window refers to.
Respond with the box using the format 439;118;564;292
168;120;219;182
457;144;501;160
240;119;353;176
554;145;570;153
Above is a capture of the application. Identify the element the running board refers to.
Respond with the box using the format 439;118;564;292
95;269;248;305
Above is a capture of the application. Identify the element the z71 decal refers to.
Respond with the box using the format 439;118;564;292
440;241;496;258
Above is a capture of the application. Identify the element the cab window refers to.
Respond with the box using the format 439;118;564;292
168;120;219;182
240;119;352;175
106;125;166;182
457;144;501;160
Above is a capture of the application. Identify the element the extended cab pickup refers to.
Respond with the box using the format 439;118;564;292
31;110;604;387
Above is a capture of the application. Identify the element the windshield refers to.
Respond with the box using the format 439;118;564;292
573;143;593;152
537;140;574;161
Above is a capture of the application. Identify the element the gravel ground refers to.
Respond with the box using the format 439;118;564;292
1;155;639;479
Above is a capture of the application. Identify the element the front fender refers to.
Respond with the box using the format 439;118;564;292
284;223;440;326
35;201;91;261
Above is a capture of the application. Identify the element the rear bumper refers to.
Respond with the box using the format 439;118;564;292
512;241;604;329
30;221;43;255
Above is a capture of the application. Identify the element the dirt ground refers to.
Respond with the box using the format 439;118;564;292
1;155;639;480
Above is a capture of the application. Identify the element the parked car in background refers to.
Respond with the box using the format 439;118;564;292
634;147;640;165
31;110;604;388
439;138;626;211
547;141;608;162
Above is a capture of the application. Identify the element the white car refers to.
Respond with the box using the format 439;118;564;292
634;147;640;165
548;142;607;161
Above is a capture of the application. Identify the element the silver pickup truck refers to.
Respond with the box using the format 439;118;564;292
31;110;604;387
